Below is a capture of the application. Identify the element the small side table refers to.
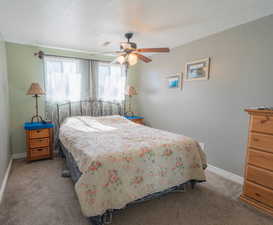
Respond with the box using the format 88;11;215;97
24;122;54;162
124;116;144;125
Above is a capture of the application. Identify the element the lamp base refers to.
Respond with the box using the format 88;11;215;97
124;111;135;117
31;115;45;123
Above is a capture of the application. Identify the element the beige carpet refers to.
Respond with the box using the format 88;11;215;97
0;158;272;225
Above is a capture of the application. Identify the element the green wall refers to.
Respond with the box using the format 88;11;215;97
6;42;138;155
0;35;11;188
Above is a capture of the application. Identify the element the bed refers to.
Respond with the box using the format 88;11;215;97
57;100;207;225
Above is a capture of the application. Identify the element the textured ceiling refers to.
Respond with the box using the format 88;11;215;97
0;0;273;53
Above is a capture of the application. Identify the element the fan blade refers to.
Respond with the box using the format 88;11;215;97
101;51;124;54
97;51;124;57
135;53;152;63
136;48;170;53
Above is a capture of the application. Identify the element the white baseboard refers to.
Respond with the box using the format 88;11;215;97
12;152;26;159
197;142;243;185
207;164;244;185
0;158;13;204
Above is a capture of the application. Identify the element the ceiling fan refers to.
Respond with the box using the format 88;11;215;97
107;32;170;66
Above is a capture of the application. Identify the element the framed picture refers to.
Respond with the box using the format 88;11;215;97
185;57;210;81
166;73;183;89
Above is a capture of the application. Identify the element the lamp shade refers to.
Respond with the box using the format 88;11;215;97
125;86;137;96
26;83;45;95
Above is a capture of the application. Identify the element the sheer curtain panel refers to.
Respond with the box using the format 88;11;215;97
96;62;126;103
44;57;90;104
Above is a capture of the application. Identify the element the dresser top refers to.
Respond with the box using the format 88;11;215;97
245;109;273;115
24;122;54;130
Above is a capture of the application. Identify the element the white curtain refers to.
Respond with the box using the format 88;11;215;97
44;58;126;105
96;62;126;102
44;56;90;104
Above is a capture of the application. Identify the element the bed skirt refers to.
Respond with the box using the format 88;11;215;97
59;143;205;225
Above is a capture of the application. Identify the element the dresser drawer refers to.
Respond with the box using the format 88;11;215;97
244;181;273;208
248;149;273;171
29;138;49;149
30;128;49;139
249;133;273;153
246;165;273;189
250;115;273;135
30;147;50;158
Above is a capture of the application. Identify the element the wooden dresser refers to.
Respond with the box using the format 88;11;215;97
240;109;273;217
24;122;54;162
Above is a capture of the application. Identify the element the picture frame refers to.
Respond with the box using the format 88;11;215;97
166;73;183;89
185;57;210;81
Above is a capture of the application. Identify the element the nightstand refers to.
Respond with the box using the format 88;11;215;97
24;122;54;162
124;116;144;125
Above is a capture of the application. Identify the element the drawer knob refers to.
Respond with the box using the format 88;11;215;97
255;193;261;197
261;117;270;124
253;138;259;142
37;130;41;133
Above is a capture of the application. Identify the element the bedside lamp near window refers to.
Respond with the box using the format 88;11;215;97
125;86;138;116
26;82;45;123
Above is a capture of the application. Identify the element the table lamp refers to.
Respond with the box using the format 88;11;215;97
125;86;137;116
26;82;45;123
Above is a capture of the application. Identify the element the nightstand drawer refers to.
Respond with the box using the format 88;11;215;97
244;181;273;208
30;147;50;158
30;128;49;139
249;133;273;153
131;118;144;125
248;149;273;171
30;138;49;148
125;116;144;125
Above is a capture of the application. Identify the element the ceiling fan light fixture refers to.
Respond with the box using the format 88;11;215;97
116;55;126;64
109;32;169;66
127;53;138;66
120;42;137;51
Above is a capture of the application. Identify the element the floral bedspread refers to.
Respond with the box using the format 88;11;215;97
59;116;207;217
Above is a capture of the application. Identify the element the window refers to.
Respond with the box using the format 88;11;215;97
97;63;126;102
44;57;89;103
44;57;125;104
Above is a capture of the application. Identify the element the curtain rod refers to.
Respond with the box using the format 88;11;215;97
34;50;111;63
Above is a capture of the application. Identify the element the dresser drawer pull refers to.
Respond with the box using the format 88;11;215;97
36;130;41;133
261;116;270;124
253;138;259;142
37;148;43;151
255;192;261;197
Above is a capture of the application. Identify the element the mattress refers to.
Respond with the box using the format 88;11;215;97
59;115;207;217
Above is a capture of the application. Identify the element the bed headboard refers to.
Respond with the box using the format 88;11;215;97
56;99;122;127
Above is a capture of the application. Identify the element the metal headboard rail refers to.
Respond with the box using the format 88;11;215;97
56;99;122;128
